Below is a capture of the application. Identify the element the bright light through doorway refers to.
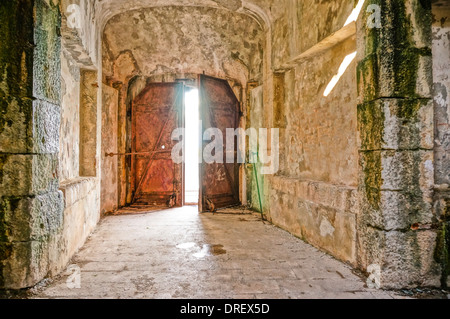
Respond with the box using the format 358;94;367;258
184;89;200;204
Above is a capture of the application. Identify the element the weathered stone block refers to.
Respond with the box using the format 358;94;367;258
363;190;434;231
358;98;434;150
357;0;432;57
268;179;358;266
382;98;434;150
0;97;33;153
47;188;99;278
32;154;60;195
0;0;34;100
32;99;61;154
33;0;61;104
378;48;433;99
360;226;441;289
357;0;433;101
0;154;59;197
435;147;450;186
358;100;384;151
356;53;379;103
297;203;357;265
357;49;432;102
0;154;32;197
359;151;382;210
1;240;49;289
60;177;97;208
359;150;433;205
381;150;433;194
46;232;68;277
0;192;64;242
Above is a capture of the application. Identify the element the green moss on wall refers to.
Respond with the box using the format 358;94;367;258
395;98;423;120
0;199;10;243
356;54;379;103
0;154;8;185
0;196;13;287
388;0;431;97
359;0;432;100
0;0;34;99
358;101;385;150
361;151;382;211
391;47;431;98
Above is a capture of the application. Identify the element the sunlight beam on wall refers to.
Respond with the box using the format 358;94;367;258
323;51;357;97
344;0;366;26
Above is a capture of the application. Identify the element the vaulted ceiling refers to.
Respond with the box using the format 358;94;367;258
90;0;279;30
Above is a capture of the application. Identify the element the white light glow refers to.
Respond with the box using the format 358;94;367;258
184;89;200;204
344;0;366;26
323;51;357;97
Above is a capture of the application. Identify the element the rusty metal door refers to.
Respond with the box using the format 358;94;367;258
199;74;240;212
131;82;184;207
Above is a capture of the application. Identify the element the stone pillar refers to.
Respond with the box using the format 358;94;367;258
432;3;450;289
0;0;64;289
356;0;441;288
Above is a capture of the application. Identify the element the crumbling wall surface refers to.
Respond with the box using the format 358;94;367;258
0;0;65;289
61;0;100;66
356;0;441;288
432;2;450;288
271;0;354;70
103;6;264;85
95;0;280;33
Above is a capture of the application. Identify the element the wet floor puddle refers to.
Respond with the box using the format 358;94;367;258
176;243;226;258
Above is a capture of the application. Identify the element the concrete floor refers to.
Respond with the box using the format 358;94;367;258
34;206;404;299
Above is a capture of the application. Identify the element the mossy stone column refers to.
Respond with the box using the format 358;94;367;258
356;0;441;288
0;0;64;289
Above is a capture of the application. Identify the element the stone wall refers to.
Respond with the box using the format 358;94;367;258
0;0;102;289
0;0;64;289
265;35;359;265
271;0;354;70
432;1;450;288
356;0;441;288
249;1;360;266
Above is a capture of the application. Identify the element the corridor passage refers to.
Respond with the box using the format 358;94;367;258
34;207;400;299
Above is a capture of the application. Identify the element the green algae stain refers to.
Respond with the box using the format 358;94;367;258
361;151;382;211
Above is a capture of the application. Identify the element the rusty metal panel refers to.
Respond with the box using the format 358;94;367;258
131;82;184;207
199;74;240;212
